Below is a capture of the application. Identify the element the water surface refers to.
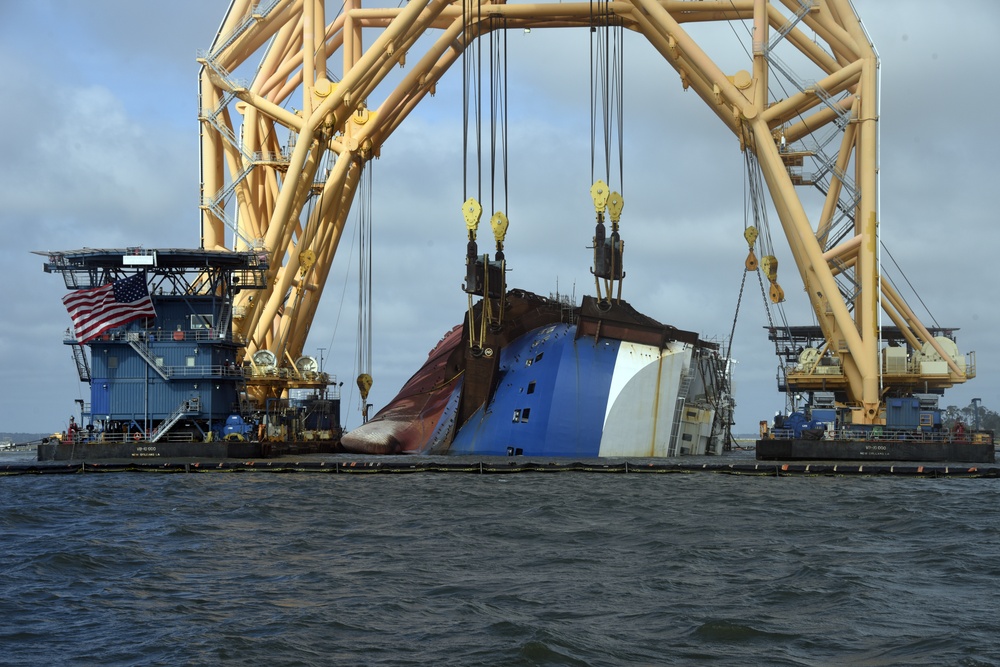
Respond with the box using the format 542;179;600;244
2;458;998;665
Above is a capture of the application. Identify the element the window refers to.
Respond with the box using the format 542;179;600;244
682;433;693;441
108;356;118;369
155;357;164;367
527;381;536;395
190;314;214;330
521;408;531;423
186;356;196;367
512;409;521;423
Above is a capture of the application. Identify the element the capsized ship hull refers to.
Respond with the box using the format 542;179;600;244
341;291;733;456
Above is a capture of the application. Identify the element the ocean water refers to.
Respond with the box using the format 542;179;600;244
2;453;1000;666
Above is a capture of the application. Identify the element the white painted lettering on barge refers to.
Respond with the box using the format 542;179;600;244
132;446;161;457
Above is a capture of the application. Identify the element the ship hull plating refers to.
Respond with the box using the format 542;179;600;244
341;292;732;457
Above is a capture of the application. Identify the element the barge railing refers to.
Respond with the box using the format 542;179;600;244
768;427;994;445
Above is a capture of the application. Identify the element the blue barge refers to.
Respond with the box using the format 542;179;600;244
38;248;341;461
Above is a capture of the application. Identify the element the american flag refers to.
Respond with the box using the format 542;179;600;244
62;273;157;342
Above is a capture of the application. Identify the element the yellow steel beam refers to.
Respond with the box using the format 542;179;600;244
199;0;965;418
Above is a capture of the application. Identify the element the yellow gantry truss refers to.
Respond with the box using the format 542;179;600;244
199;0;971;420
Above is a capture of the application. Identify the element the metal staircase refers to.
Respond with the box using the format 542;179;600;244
150;397;201;443
127;334;171;380
203;0;283;61
69;342;91;382
668;371;694;456
766;0;817;52
217;298;232;340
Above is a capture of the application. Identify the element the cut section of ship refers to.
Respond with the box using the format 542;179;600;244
341;291;734;457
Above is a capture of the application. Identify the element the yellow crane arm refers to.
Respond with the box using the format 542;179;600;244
199;0;969;419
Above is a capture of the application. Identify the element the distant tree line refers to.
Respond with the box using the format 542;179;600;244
942;402;999;432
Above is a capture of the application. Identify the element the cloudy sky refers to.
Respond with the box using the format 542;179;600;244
0;1;997;436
